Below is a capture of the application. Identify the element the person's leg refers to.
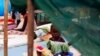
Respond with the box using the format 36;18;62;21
16;16;27;31
17;20;20;26
20;16;27;31
14;18;24;29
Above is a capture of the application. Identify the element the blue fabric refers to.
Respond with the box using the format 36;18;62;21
0;0;11;16
67;52;73;56
54;52;73;56
0;45;27;56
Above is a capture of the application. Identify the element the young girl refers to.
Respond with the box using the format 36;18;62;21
14;11;27;32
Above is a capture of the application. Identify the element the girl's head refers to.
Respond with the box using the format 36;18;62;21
34;28;52;41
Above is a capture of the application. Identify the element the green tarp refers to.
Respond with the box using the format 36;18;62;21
10;0;27;11
10;0;100;56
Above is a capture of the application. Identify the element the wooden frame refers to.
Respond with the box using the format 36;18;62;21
4;0;35;56
4;0;8;56
27;0;34;56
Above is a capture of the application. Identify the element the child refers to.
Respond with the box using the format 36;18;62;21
34;28;69;56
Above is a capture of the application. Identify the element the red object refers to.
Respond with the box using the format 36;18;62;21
36;46;43;50
0;19;14;22
0;19;14;24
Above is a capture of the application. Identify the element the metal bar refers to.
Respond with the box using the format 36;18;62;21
4;0;8;56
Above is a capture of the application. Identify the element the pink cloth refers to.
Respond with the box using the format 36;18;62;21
8;24;16;30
